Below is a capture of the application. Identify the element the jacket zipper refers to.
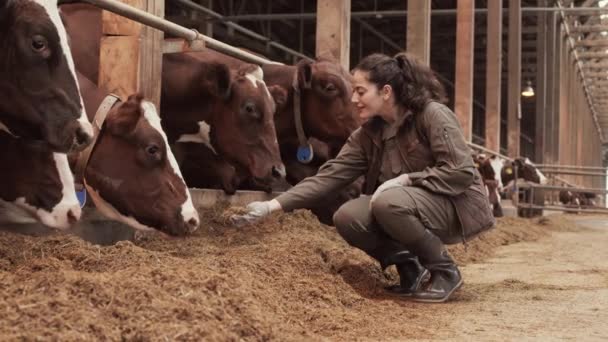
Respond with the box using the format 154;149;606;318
443;128;456;163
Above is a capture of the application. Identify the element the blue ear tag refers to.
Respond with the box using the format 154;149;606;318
296;144;314;164
76;189;87;208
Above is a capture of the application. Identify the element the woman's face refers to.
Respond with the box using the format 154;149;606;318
351;70;386;123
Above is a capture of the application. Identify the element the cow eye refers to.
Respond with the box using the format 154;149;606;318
146;144;160;156
324;83;337;92
31;35;49;55
242;102;261;120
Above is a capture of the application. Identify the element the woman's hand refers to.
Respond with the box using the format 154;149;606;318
230;199;282;227
370;174;411;205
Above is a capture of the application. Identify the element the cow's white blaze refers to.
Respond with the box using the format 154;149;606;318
141;101;199;231
0;153;80;229
489;156;505;189
176;121;217;154
36;0;94;140
524;157;548;185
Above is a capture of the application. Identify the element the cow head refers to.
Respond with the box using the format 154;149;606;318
0;0;93;152
502;157;547;186
164;56;285;190
0;131;81;229
84;94;200;236
295;58;359;144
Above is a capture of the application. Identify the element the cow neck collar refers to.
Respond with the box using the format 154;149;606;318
291;68;314;164
73;94;121;191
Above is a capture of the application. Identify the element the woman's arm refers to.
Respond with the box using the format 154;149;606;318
276;128;369;212
408;103;476;196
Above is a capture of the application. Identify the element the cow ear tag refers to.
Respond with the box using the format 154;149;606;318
76;189;87;208
297;143;314;164
505;168;513;175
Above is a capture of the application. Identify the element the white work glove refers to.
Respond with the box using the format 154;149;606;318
370;174;412;206
230;199;282;227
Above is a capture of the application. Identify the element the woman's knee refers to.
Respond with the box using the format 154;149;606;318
370;187;417;220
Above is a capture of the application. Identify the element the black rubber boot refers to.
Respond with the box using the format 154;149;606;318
381;250;430;296
410;230;463;303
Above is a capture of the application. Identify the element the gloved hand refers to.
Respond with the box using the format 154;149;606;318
230;199;282;227
370;174;411;206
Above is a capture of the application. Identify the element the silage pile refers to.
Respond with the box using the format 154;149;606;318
0;206;584;340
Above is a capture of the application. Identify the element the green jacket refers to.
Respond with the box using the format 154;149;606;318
276;101;495;242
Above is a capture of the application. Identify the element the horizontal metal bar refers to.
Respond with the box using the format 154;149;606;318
173;0;312;62
467;142;513;162
538;170;607;177
522;184;608;194
82;0;274;65
211;7;608;22
536;164;608;171
516;204;608;214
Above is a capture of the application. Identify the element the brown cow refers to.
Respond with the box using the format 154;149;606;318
0;0;93;152
74;72;200;235
0;131;81;229
176;50;361;224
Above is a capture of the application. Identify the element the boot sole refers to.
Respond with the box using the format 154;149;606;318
411;278;464;303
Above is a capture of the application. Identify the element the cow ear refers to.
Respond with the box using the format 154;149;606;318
267;85;288;111
105;94;143;136
296;59;313;89
203;62;232;100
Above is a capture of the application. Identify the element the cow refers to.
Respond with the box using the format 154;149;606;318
501;157;548;218
0;131;81;229
60;3;286;192
473;153;505;217
0;0;93;152
74;72;200;236
559;190;598;210
175;50;361;225
161;53;286;191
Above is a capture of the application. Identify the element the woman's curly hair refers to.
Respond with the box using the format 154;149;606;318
353;52;447;114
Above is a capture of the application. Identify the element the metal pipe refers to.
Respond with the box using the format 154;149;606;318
516;204;608;214
82;0;275;65
467;142;513;161
538;170;607;177
172;0;312;61
536;164;608;171
211;7;608;22
524;184;608;194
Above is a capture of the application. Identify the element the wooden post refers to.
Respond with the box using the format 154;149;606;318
544;12;556;164
454;0;475;141
98;0;164;107
507;0;521;157
406;0;431;65
535;0;547;164
485;0;502;153
316;0;351;70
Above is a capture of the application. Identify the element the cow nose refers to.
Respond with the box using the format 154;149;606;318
67;208;79;225
272;164;286;179
73;126;93;151
187;217;200;232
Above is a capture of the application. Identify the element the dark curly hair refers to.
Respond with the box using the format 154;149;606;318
353;52;447;114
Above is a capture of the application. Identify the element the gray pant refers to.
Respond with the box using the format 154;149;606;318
332;186;460;264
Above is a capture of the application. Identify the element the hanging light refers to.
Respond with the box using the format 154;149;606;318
521;80;535;97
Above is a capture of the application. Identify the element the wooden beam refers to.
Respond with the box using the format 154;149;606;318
575;39;608;48
535;0;547;163
569;24;608;33
507;0;521;157
316;0;351;70
577;51;608;59
406;0;431;65
454;0;475;142
485;0;502;153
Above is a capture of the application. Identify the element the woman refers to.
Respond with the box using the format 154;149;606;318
231;52;495;303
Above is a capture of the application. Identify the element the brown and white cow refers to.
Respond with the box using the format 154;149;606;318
0;0;93;152
0;131;81;229
473;153;505;217
175;50;361;224
75;72;200;236
161;53;286;190
501;157;548;218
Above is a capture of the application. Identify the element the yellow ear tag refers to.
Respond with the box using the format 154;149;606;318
505;168;513;175
475;163;479;168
